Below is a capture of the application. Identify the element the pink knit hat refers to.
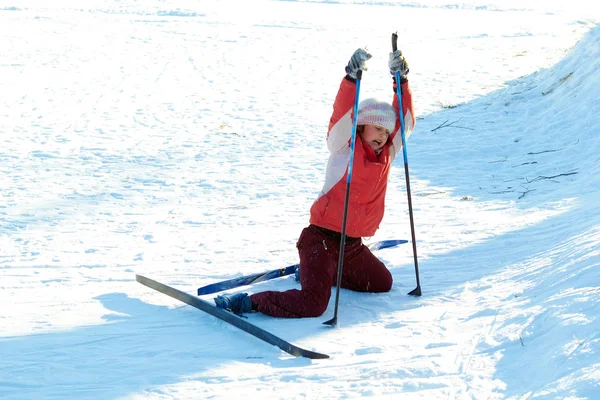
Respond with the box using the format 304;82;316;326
356;98;396;133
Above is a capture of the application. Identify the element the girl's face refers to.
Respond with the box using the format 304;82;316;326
360;124;390;152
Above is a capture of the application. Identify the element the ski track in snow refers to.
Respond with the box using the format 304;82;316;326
1;1;599;399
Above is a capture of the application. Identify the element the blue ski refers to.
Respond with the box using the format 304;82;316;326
136;274;329;359
197;239;407;295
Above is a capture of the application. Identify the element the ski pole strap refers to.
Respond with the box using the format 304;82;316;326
391;33;408;163
395;71;409;163
346;69;362;184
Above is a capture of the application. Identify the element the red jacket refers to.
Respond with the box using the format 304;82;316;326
309;77;415;238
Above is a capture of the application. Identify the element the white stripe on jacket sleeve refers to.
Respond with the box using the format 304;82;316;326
326;109;354;154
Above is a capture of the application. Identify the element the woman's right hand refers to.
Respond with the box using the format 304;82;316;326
345;48;372;79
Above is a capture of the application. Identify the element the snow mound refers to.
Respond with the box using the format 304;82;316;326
409;24;600;398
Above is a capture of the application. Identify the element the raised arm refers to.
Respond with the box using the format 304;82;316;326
327;49;371;154
388;49;416;157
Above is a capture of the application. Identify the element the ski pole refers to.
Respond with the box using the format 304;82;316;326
392;32;422;297
323;70;363;327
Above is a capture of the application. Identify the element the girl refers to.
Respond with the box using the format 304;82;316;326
215;47;415;318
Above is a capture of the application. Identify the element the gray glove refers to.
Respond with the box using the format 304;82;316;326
388;50;409;82
345;48;372;79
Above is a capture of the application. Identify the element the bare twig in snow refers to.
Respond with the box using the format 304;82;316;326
431;118;474;132
518;186;536;199
528;148;562;155
512;161;538;167
528;172;578;183
542;71;574;96
432;119;449;132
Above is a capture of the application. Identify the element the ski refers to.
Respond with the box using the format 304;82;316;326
136;274;329;360
197;239;407;295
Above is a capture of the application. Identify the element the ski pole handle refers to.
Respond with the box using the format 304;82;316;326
392;32;398;52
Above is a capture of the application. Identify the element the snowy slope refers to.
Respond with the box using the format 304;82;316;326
404;25;600;398
0;1;599;399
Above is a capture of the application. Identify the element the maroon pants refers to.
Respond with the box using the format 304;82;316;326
250;225;392;318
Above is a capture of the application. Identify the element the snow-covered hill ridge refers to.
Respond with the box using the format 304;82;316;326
406;24;599;397
413;23;599;206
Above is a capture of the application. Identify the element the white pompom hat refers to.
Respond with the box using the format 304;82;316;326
356;98;396;133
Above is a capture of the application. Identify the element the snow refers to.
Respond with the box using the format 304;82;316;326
1;0;599;398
